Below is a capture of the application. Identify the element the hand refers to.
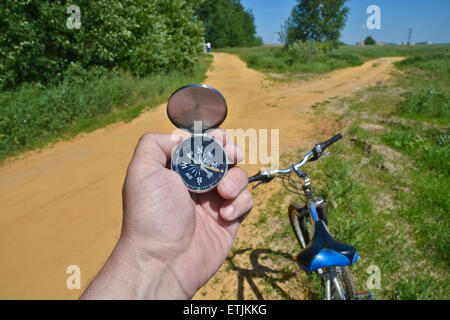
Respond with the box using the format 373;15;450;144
80;130;253;300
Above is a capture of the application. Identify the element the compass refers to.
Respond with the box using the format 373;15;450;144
167;84;228;193
171;135;228;193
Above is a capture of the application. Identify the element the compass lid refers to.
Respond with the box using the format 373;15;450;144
167;84;228;133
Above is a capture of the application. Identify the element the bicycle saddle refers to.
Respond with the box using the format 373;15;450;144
296;220;359;272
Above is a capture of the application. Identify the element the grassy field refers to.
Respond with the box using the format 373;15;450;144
0;56;212;162
225;47;449;299
314;52;449;298
218;44;450;78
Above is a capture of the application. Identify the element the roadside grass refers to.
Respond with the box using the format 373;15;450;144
228;49;449;299
217;44;450;78
0;56;212;162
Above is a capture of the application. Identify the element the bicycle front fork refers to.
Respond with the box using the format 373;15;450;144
318;268;346;300
318;268;377;300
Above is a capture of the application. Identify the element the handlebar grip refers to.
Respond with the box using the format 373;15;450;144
318;133;343;152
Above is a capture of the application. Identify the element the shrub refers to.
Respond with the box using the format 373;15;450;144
287;40;324;63
0;0;204;90
0;58;211;159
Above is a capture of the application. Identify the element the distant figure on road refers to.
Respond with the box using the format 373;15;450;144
207;42;211;52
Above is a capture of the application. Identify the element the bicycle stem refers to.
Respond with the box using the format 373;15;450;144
293;166;319;223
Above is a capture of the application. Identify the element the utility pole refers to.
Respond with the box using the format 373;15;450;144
407;28;413;45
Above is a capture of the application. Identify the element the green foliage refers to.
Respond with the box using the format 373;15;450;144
0;0;204;90
287;40;326;63
0;57;211;161
349;51;449;285
125;0;205;76
219;44;450;77
196;0;263;47
364;36;376;45
381;125;450;263
396;54;450;84
236;44;450;300
279;0;349;46
219;44;361;75
315;125;449;298
395;52;450;122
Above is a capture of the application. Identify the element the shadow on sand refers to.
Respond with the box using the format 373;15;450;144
226;248;301;300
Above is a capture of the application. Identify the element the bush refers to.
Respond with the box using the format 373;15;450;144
287;40;325;63
0;58;211;159
0;0;204;90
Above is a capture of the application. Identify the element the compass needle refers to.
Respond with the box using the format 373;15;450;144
200;165;224;173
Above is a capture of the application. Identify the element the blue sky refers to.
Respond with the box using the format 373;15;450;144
241;0;450;44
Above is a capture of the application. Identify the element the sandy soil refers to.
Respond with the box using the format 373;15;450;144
0;53;402;299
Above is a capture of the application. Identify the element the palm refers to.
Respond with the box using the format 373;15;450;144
81;132;251;300
122;157;244;297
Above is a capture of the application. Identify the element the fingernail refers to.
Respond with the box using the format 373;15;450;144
222;206;234;219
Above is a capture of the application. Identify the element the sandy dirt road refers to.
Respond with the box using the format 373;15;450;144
0;53;402;299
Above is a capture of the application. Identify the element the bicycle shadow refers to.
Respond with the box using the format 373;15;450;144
226;248;298;300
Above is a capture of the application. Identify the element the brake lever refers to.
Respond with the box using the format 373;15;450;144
252;181;264;190
251;176;275;190
309;151;331;162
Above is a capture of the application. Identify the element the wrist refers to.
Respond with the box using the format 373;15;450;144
81;237;191;300
114;236;192;299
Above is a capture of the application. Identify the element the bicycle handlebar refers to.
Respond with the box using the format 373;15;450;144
248;133;343;184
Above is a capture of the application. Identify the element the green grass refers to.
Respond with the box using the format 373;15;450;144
321;52;449;299
217;44;450;77
243;48;449;299
0;56;212;162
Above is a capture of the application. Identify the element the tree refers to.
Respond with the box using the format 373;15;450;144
279;0;349;46
196;0;263;47
364;36;376;45
0;0;204;90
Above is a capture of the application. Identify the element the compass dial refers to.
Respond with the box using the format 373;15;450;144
171;135;228;193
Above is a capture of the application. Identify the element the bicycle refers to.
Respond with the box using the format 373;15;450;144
248;133;375;300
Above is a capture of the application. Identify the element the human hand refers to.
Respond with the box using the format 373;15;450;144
81;130;253;300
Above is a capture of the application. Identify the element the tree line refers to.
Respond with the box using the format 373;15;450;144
0;0;262;91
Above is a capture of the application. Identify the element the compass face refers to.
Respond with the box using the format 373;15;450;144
171;135;228;193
